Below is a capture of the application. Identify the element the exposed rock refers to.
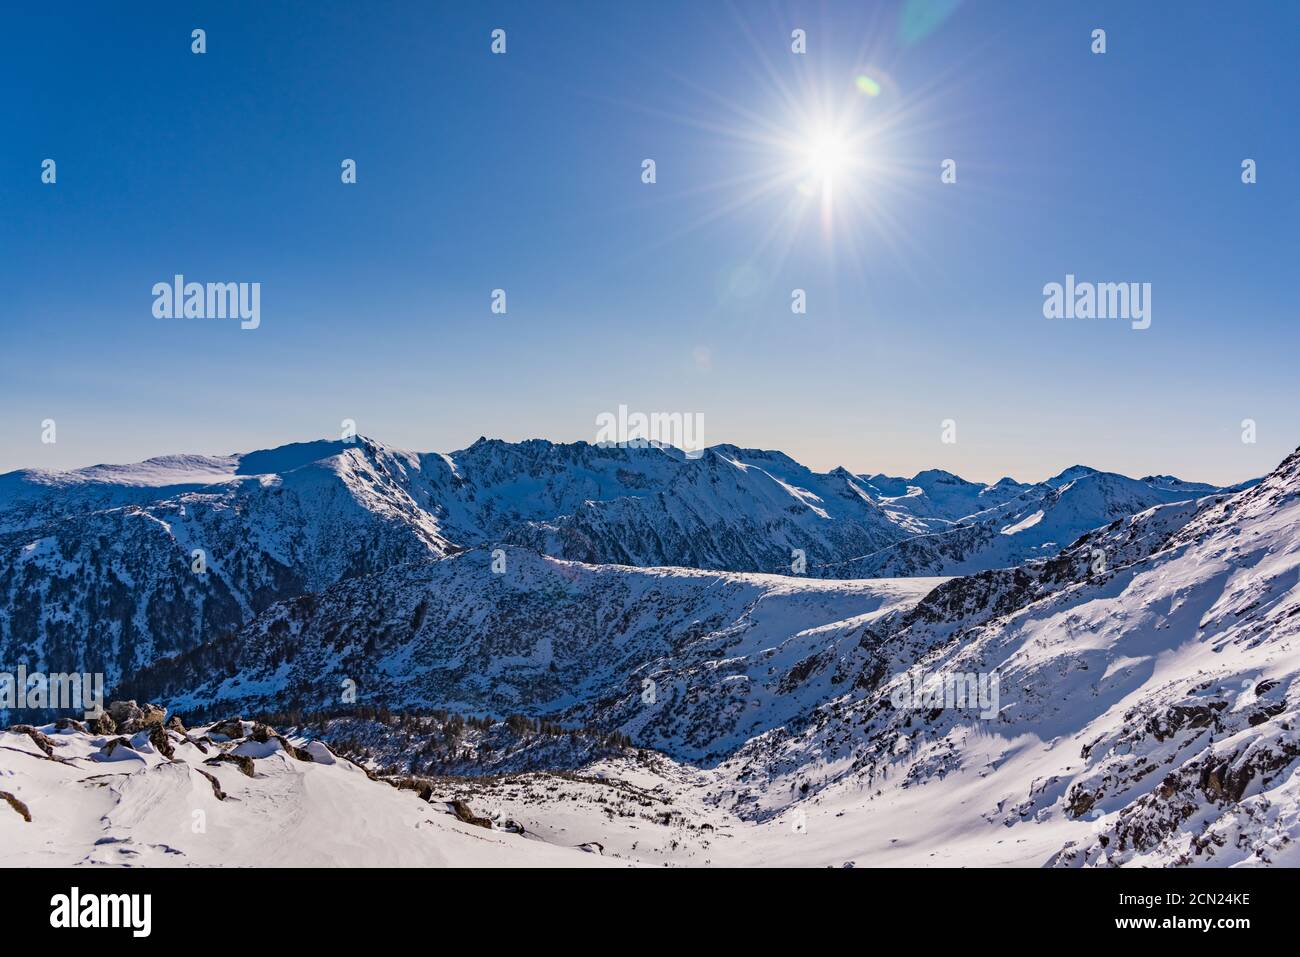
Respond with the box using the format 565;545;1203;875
448;798;493;828
279;737;314;762
246;721;312;761
0;790;32;822
91;712;117;736
8;725;57;757
191;766;228;801
107;700;143;726
204;752;255;777
390;776;435;801
103;700;166;734
208;718;247;741
1065;787;1098;820
97;737;138;760
148;724;175;759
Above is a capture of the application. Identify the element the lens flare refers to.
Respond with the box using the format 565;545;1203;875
855;75;882;97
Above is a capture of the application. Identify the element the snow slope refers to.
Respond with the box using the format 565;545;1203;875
713;448;1300;866
860;469;1031;528
0;718;613;867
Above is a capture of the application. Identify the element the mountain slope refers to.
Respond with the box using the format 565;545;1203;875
0;439;456;686
717;448;1300;866
502;447;913;572
5;438;1295;866
122;550;943;762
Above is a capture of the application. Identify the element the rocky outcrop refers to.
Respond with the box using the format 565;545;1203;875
191;766;228;801
8;725;57;757
103;700;168;735
0;790;31;822
449;799;494;829
204;753;255;778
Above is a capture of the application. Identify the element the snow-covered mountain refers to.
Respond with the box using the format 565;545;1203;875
2;436;1294;867
0;439;456;686
499;445;912;571
860;468;1031;527
107;446;1300;866
826;469;1221;578
0;435;1239;693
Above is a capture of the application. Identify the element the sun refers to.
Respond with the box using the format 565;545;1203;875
792;119;864;208
610;50;930;273
802;128;849;184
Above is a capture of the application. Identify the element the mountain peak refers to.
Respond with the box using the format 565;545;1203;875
1043;464;1099;487
908;468;976;487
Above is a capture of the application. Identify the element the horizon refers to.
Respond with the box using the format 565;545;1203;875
0;428;1276;489
3;1;1296;487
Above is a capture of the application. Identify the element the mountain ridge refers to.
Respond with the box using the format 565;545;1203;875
0;435;1250;691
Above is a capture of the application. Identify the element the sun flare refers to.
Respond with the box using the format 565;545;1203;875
803;128;849;184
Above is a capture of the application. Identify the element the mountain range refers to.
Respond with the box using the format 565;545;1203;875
0;435;1246;688
3;435;1295;868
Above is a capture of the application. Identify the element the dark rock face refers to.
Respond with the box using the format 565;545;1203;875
107;700;143;726
192;767;227;801
207;718;246;740
1051;732;1300;867
0;440;455;693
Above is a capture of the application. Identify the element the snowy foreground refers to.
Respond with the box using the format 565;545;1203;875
0;719;611;867
0;715;1145;867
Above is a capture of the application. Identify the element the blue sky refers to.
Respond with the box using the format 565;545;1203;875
1;1;1296;484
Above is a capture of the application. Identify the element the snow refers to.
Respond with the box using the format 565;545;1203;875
1001;510;1044;535
0;722;618;867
